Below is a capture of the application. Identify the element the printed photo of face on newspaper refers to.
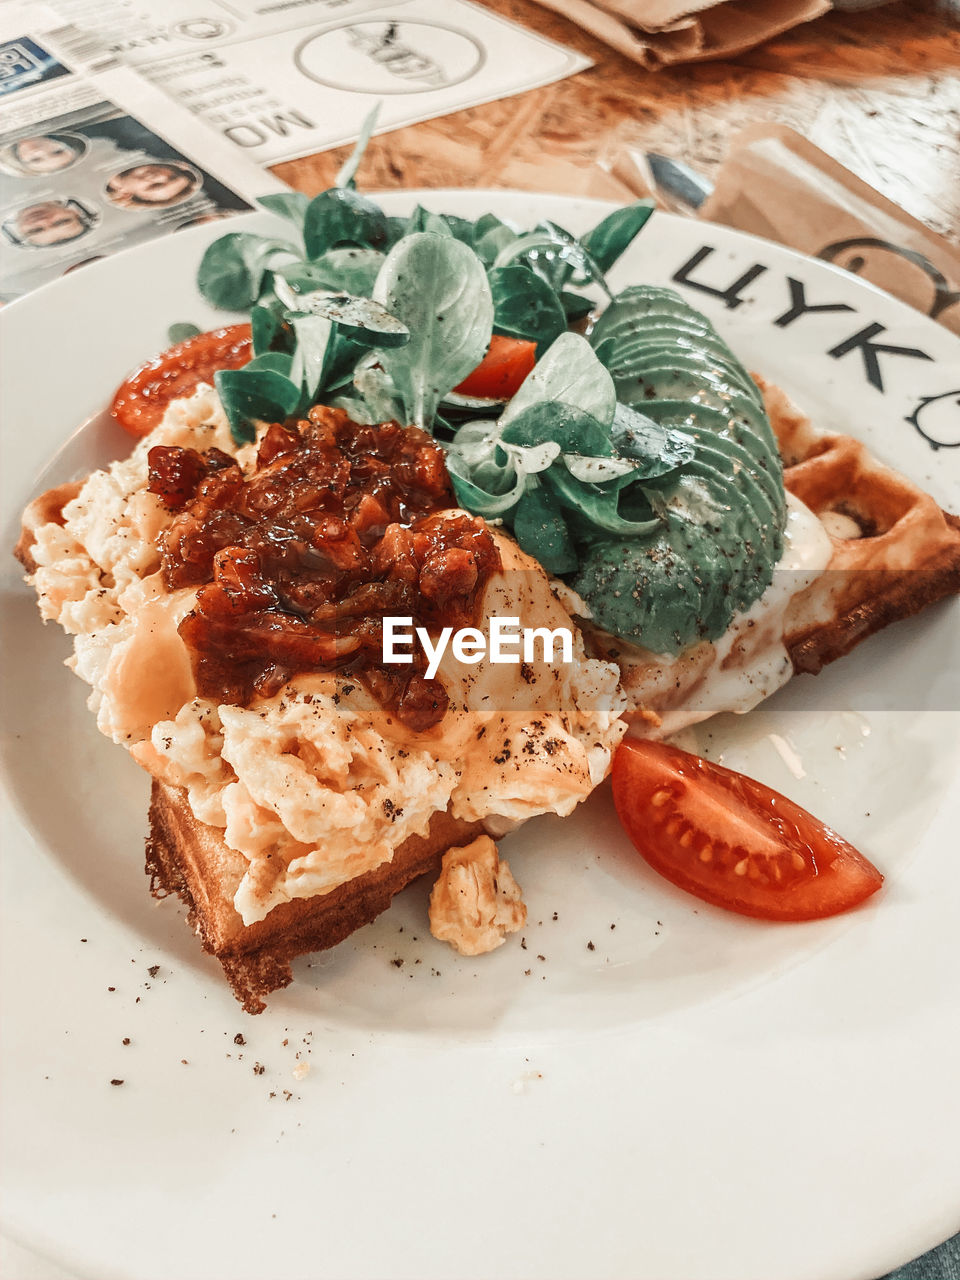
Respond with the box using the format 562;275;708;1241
0;102;251;301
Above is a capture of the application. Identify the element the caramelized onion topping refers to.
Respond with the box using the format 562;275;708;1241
147;407;502;730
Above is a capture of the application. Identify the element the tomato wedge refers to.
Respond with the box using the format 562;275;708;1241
110;323;253;437
611;739;883;921
453;334;537;400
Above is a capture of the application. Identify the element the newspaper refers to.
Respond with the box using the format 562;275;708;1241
0;3;286;301
44;0;591;166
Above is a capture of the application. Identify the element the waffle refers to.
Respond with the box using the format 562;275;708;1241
146;780;482;1013
586;378;960;728
767;379;960;673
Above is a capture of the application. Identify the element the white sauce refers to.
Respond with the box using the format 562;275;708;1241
819;509;863;541
621;493;833;737
766;732;807;780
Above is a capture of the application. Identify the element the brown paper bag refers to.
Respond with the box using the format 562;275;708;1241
526;0;837;68
699;124;960;335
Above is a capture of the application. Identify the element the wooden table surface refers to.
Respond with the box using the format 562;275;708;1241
272;0;960;244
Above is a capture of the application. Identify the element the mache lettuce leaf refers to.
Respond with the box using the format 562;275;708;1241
370;232;493;432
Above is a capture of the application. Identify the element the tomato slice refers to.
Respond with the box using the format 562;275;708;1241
611;739;883;921
453;334;537;400
110;323;253;437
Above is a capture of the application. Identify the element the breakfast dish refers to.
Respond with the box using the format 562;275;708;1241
13;167;960;1011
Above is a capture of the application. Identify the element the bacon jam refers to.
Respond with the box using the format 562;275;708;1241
146;406;502;731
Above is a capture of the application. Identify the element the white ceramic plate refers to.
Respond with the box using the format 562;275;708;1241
2;192;959;1280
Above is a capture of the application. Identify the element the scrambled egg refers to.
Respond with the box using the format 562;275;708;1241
429;835;526;955
26;386;627;926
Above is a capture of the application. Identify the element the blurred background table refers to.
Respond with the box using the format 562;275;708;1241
272;0;959;245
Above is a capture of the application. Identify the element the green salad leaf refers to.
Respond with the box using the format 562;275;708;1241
198;233;295;310
371;232;493;431
581;201;656;273
244;352;294;377
250;302;285;357
542;465;660;537
494;221;611;299
488;264;566;354
282;290;410;348
562;454;637;483
446;457;527;519
501;331;616;427
403;205;455;239
513;484;578;574
276;248;385;298
444;333;687;567
609;402;696;478
335;102;380;190
288;313;335;403
472;213;518;265
441;213;479;247
352;352;405;424
257;192;310;234
500;400;615;457
559;290;595;323
215;366;301;444
303;187;390;259
167;322;201;344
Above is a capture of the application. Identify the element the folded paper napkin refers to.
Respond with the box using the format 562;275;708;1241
699;124;960;335
527;0;892;68
606;123;960;337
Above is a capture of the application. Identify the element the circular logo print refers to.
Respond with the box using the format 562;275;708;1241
295;21;484;95
907;390;960;450
819;237;960;324
174;18;234;40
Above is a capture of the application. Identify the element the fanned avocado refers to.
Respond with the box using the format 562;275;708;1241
575;285;787;655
